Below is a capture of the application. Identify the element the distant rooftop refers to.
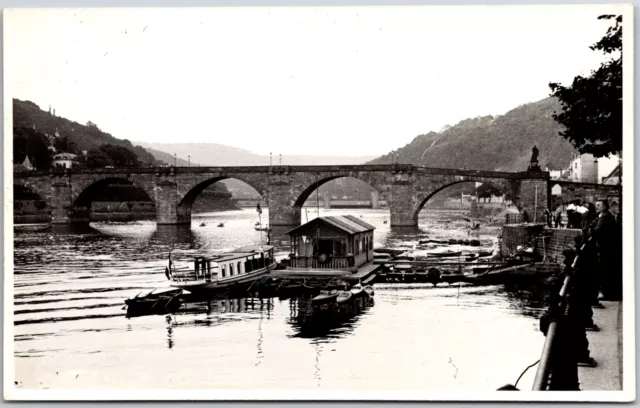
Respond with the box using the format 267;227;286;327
53;152;78;160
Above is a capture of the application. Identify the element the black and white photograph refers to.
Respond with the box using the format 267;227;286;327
3;4;634;401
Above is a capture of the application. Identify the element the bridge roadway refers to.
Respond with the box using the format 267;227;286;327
13;164;620;231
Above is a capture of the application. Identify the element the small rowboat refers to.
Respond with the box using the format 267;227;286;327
464;253;480;261
337;291;353;304
364;285;375;297
477;249;495;257
350;283;365;298
124;288;183;317
395;264;414;273
312;290;339;305
429;250;463;258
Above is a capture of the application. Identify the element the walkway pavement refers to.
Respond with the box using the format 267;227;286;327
579;300;623;390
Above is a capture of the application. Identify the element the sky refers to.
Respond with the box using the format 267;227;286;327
5;5;624;156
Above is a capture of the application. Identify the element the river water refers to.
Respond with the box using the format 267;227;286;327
12;209;548;392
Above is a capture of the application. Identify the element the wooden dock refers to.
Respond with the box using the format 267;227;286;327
269;262;381;284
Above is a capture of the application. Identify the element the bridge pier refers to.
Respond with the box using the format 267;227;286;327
388;183;419;227
156;180;191;225
267;184;303;232
371;191;380;209
519;179;549;223
50;181;90;224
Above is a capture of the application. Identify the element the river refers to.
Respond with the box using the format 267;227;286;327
12;208;548;392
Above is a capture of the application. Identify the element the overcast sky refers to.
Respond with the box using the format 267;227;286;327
6;5;623;156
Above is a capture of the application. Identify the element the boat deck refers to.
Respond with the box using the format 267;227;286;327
269;262;381;283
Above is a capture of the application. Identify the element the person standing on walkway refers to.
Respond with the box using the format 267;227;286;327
593;199;622;301
554;204;564;228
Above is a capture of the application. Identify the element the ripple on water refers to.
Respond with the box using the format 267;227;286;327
12;209;546;391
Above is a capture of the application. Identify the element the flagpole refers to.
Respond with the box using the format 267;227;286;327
257;201;263;246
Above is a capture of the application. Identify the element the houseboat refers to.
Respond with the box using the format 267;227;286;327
274;215;380;283
166;245;276;293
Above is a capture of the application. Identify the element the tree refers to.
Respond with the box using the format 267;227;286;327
54;135;78;154
549;15;622;158
86;149;113;169
99;144;142;167
13;126;52;170
476;183;503;202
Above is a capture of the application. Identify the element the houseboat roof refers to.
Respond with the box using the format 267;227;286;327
286;215;375;237
193;245;274;263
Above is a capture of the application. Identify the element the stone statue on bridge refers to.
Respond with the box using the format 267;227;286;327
528;145;541;172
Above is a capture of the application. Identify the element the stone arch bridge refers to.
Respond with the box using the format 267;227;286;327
14;165;560;229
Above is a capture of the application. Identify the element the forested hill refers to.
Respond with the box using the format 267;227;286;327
13;99;158;165
368;97;577;172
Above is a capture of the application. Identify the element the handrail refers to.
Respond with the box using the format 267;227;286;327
532;321;560;389
532;235;592;391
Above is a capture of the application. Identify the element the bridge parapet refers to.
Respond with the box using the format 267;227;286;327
13;165;589;229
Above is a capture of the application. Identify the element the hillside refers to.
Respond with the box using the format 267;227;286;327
135;142;376;167
13;99;239;212
368;97;577;172
13;99;158;165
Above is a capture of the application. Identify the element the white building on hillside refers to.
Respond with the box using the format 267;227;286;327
52;152;79;169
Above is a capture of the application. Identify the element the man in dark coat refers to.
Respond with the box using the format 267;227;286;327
593;199;622;301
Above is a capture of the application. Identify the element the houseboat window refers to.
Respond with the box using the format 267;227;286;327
230;264;234;276
355;239;359;255
221;264;226;278
237;261;242;274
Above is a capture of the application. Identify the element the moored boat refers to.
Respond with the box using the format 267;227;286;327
429;250;463;258
167;245;276;293
364;285;375;297
124;288;183;317
350;283;365;298
336;290;353;304
373;253;392;264
312;290;339;305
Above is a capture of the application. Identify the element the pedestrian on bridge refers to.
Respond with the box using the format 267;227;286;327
554;204;564;228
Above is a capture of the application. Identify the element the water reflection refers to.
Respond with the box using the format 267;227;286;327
14;209;547;390
502;281;554;318
151;225;197;246
179;297;275;316
288;296;374;339
50;224;101;235
166;315;175;350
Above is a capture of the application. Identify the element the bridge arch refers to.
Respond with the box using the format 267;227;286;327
293;174;384;209
13;184;51;223
177;176;266;220
413;178;510;222
71;177;156;222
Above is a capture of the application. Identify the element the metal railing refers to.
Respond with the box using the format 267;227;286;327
531;232;595;391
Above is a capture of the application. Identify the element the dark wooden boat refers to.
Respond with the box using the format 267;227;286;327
124;288;183;317
364;285;375;297
350;283;365;298
312;290;339;305
336;290;353;304
429;250;463;258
